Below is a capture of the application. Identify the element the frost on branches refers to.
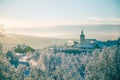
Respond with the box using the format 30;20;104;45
85;46;120;80
0;43;120;80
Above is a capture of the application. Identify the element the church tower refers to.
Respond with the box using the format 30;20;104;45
80;30;85;43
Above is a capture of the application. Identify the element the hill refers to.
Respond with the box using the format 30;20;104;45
0;33;68;50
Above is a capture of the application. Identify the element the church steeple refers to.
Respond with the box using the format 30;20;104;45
80;29;85;43
81;29;84;34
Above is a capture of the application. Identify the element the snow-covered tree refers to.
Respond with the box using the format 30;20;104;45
1;42;120;80
85;46;120;80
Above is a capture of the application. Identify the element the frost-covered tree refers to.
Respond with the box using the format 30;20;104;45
85;46;120;80
27;49;84;80
0;43;29;80
1;42;120;80
0;43;9;79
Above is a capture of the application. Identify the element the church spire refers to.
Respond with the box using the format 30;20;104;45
80;29;85;43
81;29;84;34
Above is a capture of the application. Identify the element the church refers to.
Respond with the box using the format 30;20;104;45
66;29;119;49
79;30;97;49
80;30;97;44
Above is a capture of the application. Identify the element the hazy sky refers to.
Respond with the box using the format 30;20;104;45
0;0;120;40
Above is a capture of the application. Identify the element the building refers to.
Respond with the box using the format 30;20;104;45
14;44;36;53
80;30;97;44
79;29;120;49
80;30;85;43
79;30;96;49
48;30;119;54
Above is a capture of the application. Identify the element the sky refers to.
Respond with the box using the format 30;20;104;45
0;0;120;40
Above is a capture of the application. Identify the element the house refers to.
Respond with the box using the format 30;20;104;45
14;44;35;53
